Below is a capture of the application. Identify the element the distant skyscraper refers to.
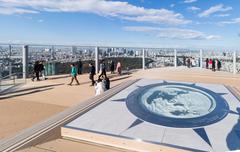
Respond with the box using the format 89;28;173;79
51;46;55;60
71;46;77;56
136;50;139;56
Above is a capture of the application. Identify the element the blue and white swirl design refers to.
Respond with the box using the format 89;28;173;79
140;85;216;119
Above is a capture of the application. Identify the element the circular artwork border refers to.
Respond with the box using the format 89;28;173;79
126;82;229;128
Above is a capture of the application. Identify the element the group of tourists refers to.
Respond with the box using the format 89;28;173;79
31;58;122;96
205;58;222;71
99;60;122;75
68;59;122;96
182;57;222;72
32;61;46;81
185;57;198;68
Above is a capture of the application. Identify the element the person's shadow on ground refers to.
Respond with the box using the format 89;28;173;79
227;107;240;150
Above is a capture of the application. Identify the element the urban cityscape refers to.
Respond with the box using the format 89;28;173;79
0;44;239;78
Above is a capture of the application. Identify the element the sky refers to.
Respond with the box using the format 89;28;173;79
0;0;239;49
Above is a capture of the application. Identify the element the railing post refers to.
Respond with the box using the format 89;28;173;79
0;75;1;91
233;50;236;74
13;75;16;85
174;49;177;67
142;49;145;70
9;45;12;76
200;49;203;68
22;45;29;80
95;46;99;74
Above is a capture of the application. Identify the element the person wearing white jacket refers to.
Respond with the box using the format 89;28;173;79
95;79;106;96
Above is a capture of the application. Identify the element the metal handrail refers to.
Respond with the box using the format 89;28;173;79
0;72;25;92
3;42;238;51
0;73;17;80
0;72;25;79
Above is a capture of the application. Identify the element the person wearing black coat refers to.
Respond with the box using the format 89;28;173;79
217;59;222;71
110;60;115;74
206;58;209;69
32;61;40;81
105;77;110;90
89;63;96;86
212;59;216;72
98;60;107;79
77;59;83;75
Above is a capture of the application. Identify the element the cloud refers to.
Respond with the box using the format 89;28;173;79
205;35;221;40
123;26;221;40
0;0;190;25
183;0;197;4
0;6;38;15
187;6;201;12
215;14;230;17
198;4;232;17
219;18;240;25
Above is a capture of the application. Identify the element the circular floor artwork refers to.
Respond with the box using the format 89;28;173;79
126;82;229;128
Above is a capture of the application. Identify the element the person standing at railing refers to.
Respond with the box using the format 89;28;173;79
217;59;222;71
183;56;186;66
89;63;95;86
116;61;122;75
32;61;40;81
191;58;196;67
209;59;213;69
187;58;191;68
110;60;115;74
68;64;80;86
205;58;209;69
77;59;83;75
212;59;216;72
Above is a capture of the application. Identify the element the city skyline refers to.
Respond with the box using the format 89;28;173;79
0;0;240;49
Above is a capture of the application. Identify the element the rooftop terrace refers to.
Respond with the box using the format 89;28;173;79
0;67;240;152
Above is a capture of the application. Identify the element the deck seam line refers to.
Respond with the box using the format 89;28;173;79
34;146;57;152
